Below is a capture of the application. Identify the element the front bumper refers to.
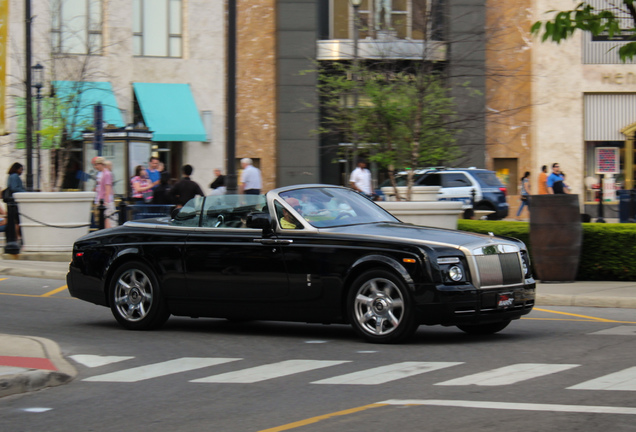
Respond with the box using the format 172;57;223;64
416;283;535;326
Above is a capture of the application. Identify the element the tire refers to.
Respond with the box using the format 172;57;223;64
456;320;511;335
347;270;418;344
109;261;170;330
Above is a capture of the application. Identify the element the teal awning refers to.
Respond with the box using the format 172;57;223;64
133;83;207;142
53;81;124;139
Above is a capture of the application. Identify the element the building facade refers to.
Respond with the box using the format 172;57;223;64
2;0;226;194
4;0;593;208
531;0;636;216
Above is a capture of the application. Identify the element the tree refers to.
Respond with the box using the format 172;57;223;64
531;1;636;61
318;61;461;200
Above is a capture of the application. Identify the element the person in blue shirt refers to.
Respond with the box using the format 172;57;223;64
146;156;162;191
546;162;567;194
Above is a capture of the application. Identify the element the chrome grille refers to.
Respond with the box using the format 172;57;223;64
474;252;523;288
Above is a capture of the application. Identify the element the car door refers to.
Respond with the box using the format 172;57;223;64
183;227;290;302
439;172;476;208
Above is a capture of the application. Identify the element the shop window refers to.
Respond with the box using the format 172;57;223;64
133;0;182;58
51;0;103;55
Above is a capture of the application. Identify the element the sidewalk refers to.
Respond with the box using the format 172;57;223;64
0;254;634;399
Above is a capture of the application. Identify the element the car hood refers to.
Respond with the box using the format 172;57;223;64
322;222;521;249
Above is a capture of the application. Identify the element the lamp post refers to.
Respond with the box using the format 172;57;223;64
32;63;44;191
225;0;237;194
24;0;33;191
350;0;361;165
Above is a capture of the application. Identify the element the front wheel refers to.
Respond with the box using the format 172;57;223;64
109;261;170;330
456;320;511;335
347;270;418;344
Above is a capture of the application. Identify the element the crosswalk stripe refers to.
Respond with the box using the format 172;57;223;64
190;359;349;383
312;362;463;385
70;354;134;368
568;366;636;391
83;357;241;382
436;363;580;386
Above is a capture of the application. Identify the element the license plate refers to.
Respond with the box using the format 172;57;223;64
497;293;514;309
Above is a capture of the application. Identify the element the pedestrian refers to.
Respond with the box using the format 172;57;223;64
537;165;548;195
146;156;161;191
151;172;174;205
239;158;262;195
171;164;204;208
349;159;373;198
130;165;153;203
547;163;567;194
209;168;227;195
516;171;531;219
4;162;26;243
93;157;116;228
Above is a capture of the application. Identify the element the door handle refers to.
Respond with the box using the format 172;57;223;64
255;239;293;245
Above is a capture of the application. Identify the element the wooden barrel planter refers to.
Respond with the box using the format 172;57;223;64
528;194;583;282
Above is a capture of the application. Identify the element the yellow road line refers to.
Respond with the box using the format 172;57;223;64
0;278;7;282
258;403;388;432
41;285;68;297
533;307;636;324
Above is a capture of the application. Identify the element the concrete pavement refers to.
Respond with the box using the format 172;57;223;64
0;253;634;398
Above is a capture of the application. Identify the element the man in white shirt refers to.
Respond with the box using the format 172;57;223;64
349;159;373;197
239;158;263;195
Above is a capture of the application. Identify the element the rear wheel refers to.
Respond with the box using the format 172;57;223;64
457;320;511;335
109;261;170;330
347;270;418;344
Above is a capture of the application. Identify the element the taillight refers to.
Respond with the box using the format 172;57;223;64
499;187;507;197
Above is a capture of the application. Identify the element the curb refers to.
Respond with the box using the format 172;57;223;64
0;267;67;280
0;369;74;398
536;294;636;309
0;335;77;399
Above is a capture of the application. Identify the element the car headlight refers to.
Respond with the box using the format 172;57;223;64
437;257;467;283
520;251;532;278
449;265;463;281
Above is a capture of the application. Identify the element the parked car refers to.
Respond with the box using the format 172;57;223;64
67;184;534;343
378;168;509;219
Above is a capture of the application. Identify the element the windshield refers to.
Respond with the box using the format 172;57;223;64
279;187;398;228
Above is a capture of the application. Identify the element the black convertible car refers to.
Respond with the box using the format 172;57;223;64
67;184;535;343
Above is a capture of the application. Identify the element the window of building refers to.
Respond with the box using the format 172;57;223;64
51;0;103;55
133;0;183;57
331;0;443;41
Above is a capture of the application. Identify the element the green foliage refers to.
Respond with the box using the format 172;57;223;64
13;97;65;149
458;220;636;281
318;62;462;193
531;1;636;61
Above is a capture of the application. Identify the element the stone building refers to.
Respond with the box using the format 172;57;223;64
5;0;602;212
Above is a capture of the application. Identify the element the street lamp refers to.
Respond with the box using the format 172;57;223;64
32;63;44;191
350;0;362;174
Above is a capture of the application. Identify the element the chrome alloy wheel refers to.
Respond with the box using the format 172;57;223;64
113;268;154;322
353;277;405;336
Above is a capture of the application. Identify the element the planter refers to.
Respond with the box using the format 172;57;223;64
529;194;583;282
381;186;441;202
378;200;464;230
14;192;96;252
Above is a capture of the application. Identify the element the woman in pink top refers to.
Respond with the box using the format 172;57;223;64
94;157;115;228
130;165;153;203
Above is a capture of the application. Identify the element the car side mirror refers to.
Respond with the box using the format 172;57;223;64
246;211;274;235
